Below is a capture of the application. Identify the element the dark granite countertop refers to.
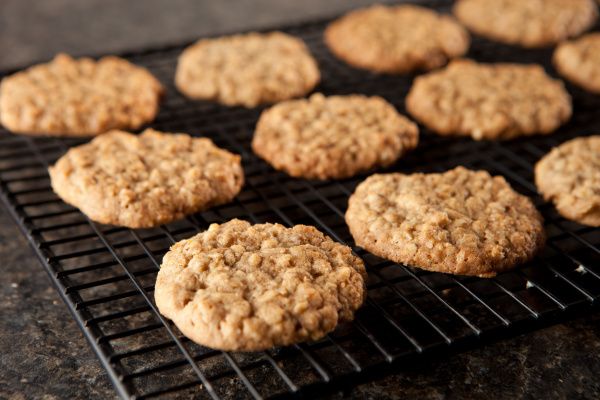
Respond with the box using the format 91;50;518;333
1;1;600;399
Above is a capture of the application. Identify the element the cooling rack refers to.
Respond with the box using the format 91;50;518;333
1;1;599;398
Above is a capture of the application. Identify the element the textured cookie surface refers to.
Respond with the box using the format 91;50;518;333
252;93;418;180
175;32;320;107
155;219;366;351
535;136;600;227
0;53;163;136
49;129;243;228
554;33;600;94
345;167;545;277
453;0;598;48
406;60;572;140
324;5;469;74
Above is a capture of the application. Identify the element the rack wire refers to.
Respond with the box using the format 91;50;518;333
1;1;599;398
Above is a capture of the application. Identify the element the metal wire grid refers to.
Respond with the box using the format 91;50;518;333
1;2;600;398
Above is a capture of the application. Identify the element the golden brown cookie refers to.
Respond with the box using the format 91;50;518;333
49;129;244;228
252;93;418;180
554;33;600;94
0;53;163;136
406;60;572;140
175;32;320;107
324;5;470;74
345;167;545;277
535;136;600;227
154;219;366;351
453;0;598;48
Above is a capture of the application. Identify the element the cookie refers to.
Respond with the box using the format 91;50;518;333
175;32;320;107
154;219;366;351
535;136;600;227
324;5;469;74
49;129;243;228
406;60;572;140
345;167;545;277
252;93;418;180
453;0;598;48
554;33;600;94
0;53;163;136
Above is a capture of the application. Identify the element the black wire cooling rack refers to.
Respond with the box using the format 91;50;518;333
1;1;600;398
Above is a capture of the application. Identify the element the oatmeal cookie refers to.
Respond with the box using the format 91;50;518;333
324;4;469;74
252;93;418;180
49;129;244;228
453;0;598;48
154;219;366;351
535;136;600;226
345;167;545;277
554;33;600;94
175;31;320;107
406;60;572;140
0;53;163;136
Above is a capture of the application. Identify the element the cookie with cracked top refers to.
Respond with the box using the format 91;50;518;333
406;60;572;140
535;136;600;227
345;167;545;277
453;0;598;48
0;53;163;136
324;4;469;74
49;129;243;228
154;219;366;351
554;33;600;94
252;93;418;180
175;31;320;107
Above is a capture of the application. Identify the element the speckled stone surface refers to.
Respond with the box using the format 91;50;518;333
1;1;600;399
0;205;116;400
